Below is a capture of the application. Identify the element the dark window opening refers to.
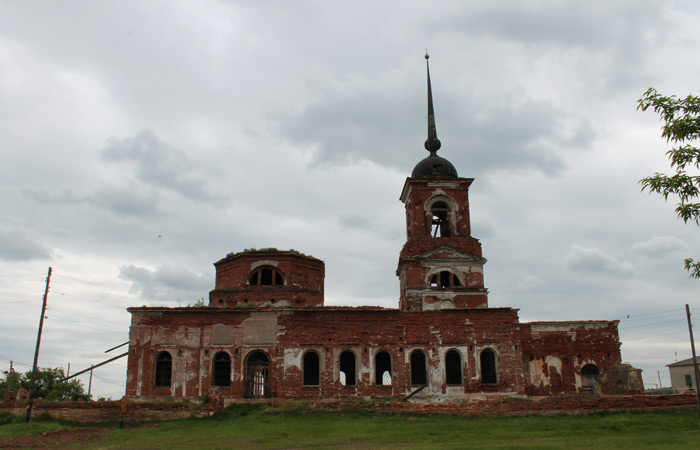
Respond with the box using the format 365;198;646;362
303;352;320;386
445;350;462;385
686;374;693;388
429;271;461;288
410;351;427;385
213;352;231;387
430;201;451;237
339;351;356;386
375;351;392;386
155;351;172;387
581;364;601;395
261;268;272;285
581;364;599;376
480;349;497;384
248;267;284;286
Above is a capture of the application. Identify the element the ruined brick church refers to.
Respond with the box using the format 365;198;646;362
125;57;642;401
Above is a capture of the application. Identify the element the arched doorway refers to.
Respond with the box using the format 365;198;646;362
581;364;601;395
245;351;270;398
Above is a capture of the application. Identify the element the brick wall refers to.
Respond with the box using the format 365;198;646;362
209;250;324;308
125;307;531;400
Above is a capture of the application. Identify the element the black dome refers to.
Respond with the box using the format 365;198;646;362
411;153;458;177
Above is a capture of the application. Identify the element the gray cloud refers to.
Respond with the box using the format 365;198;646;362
563;245;634;278
89;185;160;218
21;184;159;218
0;230;51;262
21;188;82;205
281;84;592;177
119;264;211;301
628;235;689;257
444;1;664;48
102;129;221;203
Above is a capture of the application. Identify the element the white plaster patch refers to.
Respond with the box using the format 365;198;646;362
251;260;280;269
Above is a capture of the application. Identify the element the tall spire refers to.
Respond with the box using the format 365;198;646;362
424;52;441;154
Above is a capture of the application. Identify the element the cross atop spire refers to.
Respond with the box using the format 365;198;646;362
424;52;441;154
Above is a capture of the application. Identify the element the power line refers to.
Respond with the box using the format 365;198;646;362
52;291;137;309
0;280;44;283
53;274;173;302
92;374;125;385
47;317;127;335
619;318;686;330
622;311;682;322
0;299;42;305
629;308;683;320
47;307;128;327
622;331;687;341
0;354;33;367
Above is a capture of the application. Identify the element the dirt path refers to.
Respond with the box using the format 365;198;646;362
0;427;112;449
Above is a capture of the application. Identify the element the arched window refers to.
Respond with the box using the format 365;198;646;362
429;271;461;288
303;351;320;386
213;352;231;387
480;349;497;384
339;351;356;386
155;351;172;387
430;201;451;237
375;351;392;386
248;267;284;286
410;350;427;386
445;350;462;385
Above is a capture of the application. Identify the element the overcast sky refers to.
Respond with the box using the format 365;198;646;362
2;1;700;399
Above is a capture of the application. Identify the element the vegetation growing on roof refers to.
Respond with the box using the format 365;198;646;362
226;248;318;259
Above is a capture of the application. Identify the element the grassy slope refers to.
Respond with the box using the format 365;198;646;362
0;411;82;438
3;406;700;449
87;405;700;449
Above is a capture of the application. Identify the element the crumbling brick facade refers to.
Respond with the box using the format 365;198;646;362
125;65;641;401
209;250;324;308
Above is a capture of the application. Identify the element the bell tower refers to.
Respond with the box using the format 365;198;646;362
397;54;488;311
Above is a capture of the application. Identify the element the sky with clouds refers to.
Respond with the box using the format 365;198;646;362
1;0;700;398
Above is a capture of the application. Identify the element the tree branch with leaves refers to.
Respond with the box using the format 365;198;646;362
638;87;700;278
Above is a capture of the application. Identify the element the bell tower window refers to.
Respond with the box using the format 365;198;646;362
248;267;284;286
429;271;461;288
430;201;451;237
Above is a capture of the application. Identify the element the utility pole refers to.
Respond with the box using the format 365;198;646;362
88;366;93;399
3;361;13;396
64;363;70;400
25;267;51;424
685;304;700;415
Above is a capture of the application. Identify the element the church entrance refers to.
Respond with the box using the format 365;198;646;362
581;364;601;395
245;351;270;398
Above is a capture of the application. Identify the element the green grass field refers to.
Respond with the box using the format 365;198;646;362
2;405;700;449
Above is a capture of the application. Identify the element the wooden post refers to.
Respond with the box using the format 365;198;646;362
26;267;52;424
88;366;93;399
685;304;700;415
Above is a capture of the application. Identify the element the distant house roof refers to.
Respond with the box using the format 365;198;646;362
668;356;700;367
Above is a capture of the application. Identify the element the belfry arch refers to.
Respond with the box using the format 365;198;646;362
424;195;459;238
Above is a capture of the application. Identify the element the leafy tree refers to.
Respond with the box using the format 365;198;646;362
638;88;700;278
0;367;89;401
